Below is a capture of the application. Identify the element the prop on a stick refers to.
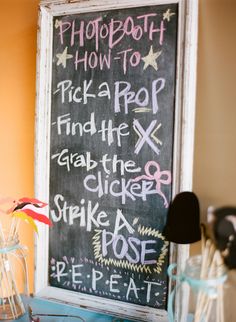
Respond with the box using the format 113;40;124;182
163;191;201;244
9;197;52;234
165;192;228;322
165;191;201;322
208;206;236;269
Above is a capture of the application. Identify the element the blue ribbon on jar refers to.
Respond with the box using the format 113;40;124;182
0;241;29;294
0;243;22;253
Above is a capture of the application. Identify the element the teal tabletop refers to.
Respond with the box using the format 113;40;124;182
11;297;135;322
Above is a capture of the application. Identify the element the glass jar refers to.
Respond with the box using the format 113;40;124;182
168;254;227;322
0;232;28;320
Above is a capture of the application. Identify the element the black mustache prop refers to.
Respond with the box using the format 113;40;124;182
163;191;201;244
209;206;236;269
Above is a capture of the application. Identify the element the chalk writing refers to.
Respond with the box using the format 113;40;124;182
53;79;165;114
49;4;177;309
50;256;167;306
133;161;171;208
50;194;109;230
58;14;165;50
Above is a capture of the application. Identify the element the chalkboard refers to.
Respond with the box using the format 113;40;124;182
35;1;198;320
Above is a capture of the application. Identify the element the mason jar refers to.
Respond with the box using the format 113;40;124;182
0;232;28;320
168;254;227;322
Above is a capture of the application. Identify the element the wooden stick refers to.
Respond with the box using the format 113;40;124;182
12;217;21;240
216;251;225;322
8;217;29;299
0;269;6;313
194;240;217;322
9;219;27;312
194;240;212;321
201;223;207;255
204;298;214;322
196;250;225;322
218;285;224;322
8;258;25;314
0;224;18;318
8;217;16;242
17;248;29;295
0;223;24;318
0;255;16;319
197;251;218;321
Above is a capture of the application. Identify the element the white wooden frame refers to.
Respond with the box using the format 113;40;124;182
34;0;198;321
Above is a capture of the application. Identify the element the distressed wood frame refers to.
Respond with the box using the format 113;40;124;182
34;0;198;321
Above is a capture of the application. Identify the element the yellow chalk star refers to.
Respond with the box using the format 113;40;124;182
142;46;162;71
56;47;73;68
163;9;176;22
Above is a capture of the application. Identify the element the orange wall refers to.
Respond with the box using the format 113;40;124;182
194;0;236;212
0;0;39;292
0;0;236;295
191;0;236;255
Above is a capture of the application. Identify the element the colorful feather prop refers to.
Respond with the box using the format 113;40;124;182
12;211;38;234
18;198;47;208
13;204;52;226
20;209;52;226
1;196;52;239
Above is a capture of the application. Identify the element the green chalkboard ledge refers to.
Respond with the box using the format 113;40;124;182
12;296;135;322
